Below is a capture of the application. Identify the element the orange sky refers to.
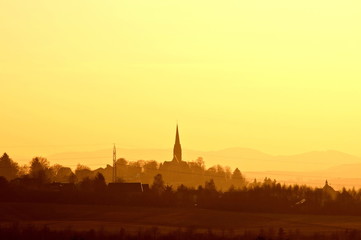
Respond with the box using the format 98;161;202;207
1;1;361;167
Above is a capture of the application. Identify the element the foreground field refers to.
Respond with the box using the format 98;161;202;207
1;202;361;234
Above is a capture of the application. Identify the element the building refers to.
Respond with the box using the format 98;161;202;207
322;180;338;200
160;125;190;184
162;125;189;168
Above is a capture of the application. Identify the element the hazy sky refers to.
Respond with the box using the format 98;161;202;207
1;1;361;162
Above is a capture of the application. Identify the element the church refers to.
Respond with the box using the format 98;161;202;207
159;125;190;183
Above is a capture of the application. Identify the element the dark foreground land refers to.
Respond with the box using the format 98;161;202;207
2;202;361;239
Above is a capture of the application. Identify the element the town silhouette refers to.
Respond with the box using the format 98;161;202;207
2;126;361;239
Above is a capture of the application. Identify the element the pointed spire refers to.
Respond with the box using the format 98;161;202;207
175;124;180;145
173;124;182;162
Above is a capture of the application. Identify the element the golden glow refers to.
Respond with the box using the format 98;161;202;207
1;1;361;166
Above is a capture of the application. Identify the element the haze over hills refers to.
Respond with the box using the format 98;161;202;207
43;147;361;172
5;147;361;189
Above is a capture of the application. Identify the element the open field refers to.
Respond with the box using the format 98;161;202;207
2;202;361;235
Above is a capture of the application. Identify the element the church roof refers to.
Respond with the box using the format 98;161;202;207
322;180;338;200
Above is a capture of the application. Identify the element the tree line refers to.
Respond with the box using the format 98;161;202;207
2;152;361;215
0;152;247;189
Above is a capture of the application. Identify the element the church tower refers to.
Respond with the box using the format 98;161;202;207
172;125;182;162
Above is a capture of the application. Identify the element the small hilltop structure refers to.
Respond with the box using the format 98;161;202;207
322;180;338;201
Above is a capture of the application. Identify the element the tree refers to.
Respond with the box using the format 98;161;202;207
0;153;19;180
78;173;106;192
93;173;106;192
0;176;8;187
51;164;63;177
116;158;127;166
232;168;242;179
189;157;205;173
205;179;216;192
231;168;247;188
144;160;158;171
115;158;128;180
68;173;77;183
142;160;159;183
18;164;29;177
29;157;53;184
215;165;226;180
151;174;164;195
75;164;93;181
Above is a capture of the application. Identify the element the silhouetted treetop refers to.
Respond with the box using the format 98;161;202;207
151;173;165;195
29;157;53;184
0;153;19;180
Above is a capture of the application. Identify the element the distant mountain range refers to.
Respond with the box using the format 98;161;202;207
45;147;361;172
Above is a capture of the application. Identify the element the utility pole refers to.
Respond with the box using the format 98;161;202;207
113;144;117;182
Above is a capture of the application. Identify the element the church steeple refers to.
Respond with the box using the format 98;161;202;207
172;124;182;162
